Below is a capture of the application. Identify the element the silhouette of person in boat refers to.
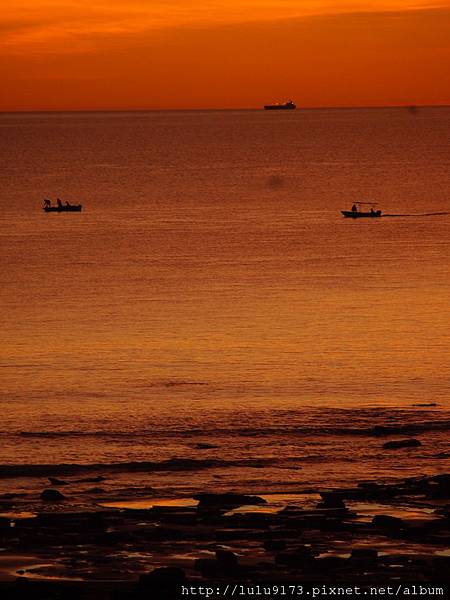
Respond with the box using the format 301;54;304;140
352;204;357;213
65;201;72;207
57;198;63;208
43;198;51;208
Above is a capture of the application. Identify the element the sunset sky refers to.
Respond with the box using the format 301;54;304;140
1;0;450;110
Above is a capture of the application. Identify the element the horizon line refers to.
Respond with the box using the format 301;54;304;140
1;103;450;115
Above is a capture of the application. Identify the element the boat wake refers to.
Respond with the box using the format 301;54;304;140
382;212;450;218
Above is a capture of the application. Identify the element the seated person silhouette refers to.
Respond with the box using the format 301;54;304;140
57;198;63;208
352;204;357;212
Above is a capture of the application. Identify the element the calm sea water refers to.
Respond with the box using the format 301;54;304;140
1;108;449;496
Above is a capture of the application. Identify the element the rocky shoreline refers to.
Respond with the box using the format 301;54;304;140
1;472;450;598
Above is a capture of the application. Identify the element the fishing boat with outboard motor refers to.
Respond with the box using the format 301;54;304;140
342;202;381;218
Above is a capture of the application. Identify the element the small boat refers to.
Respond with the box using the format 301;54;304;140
42;199;82;213
264;100;296;110
342;202;381;218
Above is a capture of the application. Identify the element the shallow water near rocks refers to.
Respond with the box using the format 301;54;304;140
98;497;198;510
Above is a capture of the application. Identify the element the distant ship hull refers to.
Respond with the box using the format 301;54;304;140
341;210;381;218
44;205;82;213
264;101;296;110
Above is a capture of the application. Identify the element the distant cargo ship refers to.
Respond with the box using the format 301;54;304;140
264;100;296;110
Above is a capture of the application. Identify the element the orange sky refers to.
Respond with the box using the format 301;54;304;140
1;0;449;110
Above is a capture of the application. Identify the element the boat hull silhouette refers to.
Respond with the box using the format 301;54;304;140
341;210;381;218
264;101;296;110
44;205;82;213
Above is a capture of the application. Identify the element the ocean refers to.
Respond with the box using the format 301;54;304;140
1;107;449;500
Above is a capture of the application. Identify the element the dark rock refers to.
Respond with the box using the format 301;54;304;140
435;504;450;518
37;511;104;527
147;511;198;526
351;548;378;559
136;526;185;541
194;558;222;577
140;566;186;584
76;476;105;483
372;514;404;529
224;512;272;529
84;513;108;530
429;474;450;489
317;492;346;509
275;547;314;567
317;517;350;531
353;483;399;501
383;439;422;449
264;539;287;551
216;549;238;567
195;552;241;578
215;528;266;541
195;493;267;508
93;531;134;545
139;566;187;595
40;489;66;501
433;555;450;570
315;556;347;571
